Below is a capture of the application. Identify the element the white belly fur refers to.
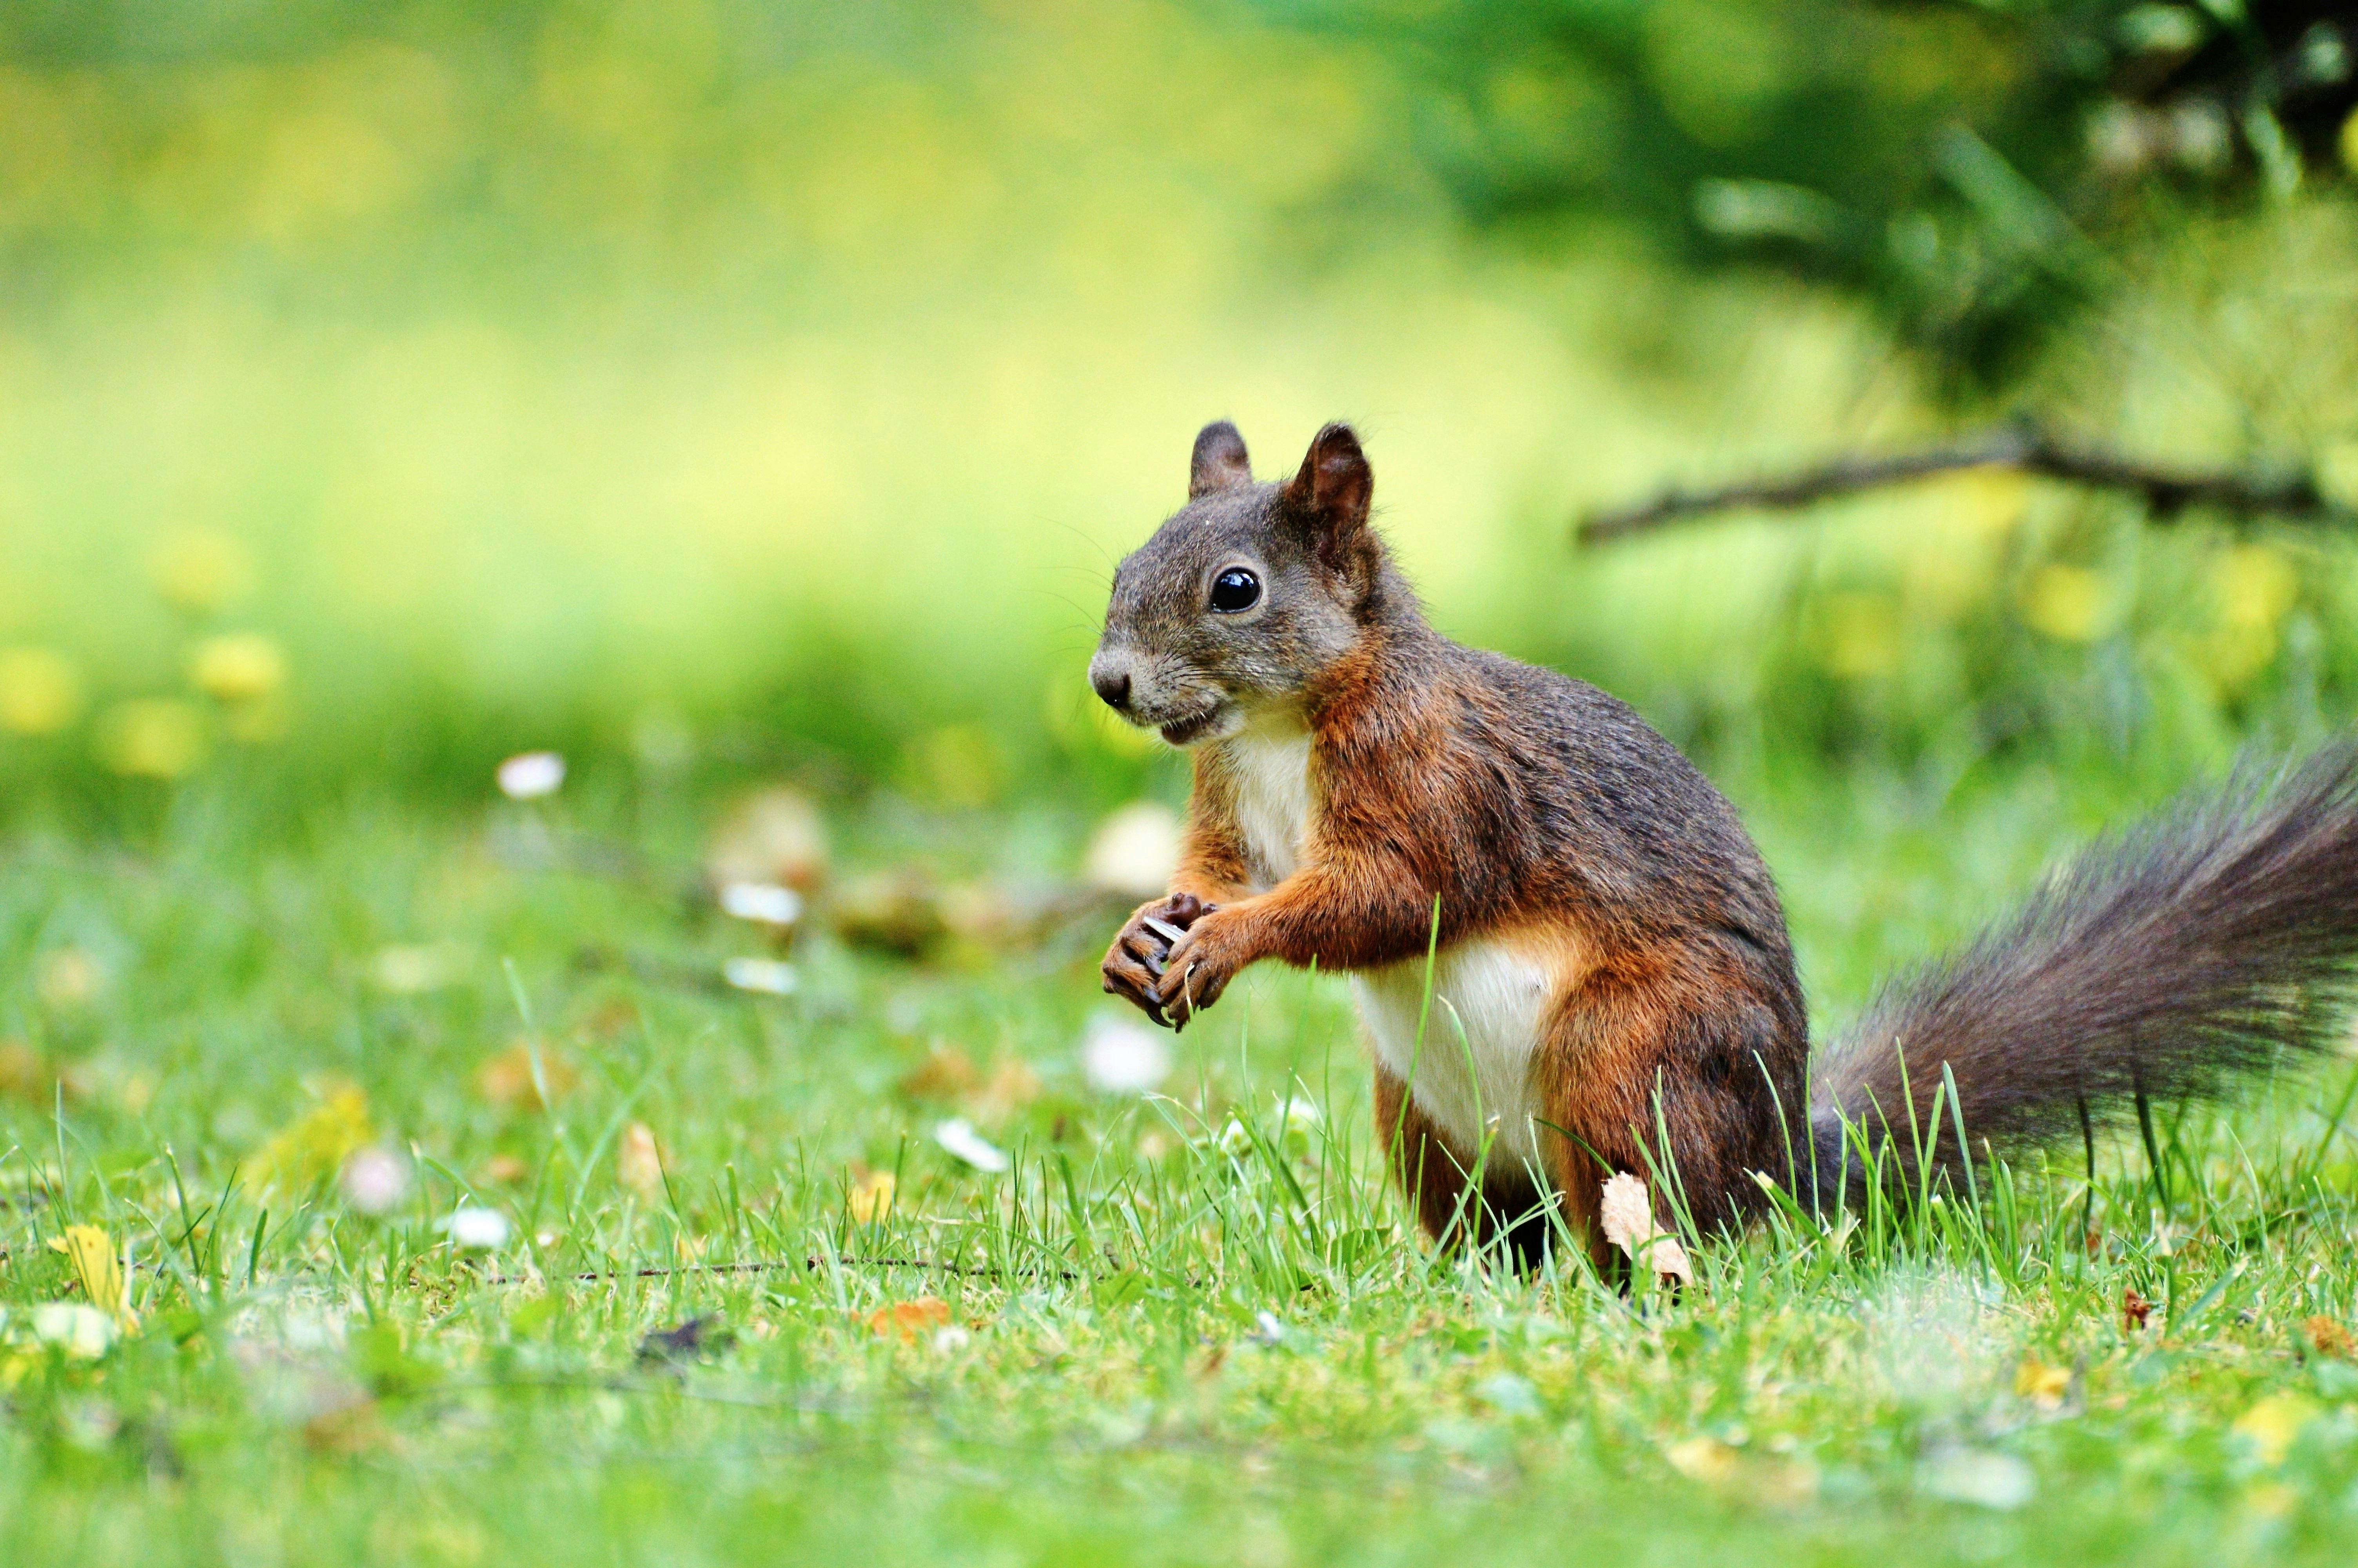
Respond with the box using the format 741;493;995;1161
1220;712;1553;1173
1354;942;1553;1172
1224;714;1313;888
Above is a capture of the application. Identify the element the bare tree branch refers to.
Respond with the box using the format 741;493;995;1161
1579;422;2353;545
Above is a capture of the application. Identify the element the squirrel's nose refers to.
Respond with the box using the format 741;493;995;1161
1092;666;1132;710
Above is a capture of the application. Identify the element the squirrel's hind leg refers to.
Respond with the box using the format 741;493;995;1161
1374;1065;1561;1270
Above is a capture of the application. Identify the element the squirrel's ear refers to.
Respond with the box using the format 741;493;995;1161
1188;421;1253;499
1281;423;1373;569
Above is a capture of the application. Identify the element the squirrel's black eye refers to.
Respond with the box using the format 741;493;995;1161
1209;568;1261;613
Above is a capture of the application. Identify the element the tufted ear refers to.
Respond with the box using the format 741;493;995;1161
1280;423;1374;573
1188;420;1254;499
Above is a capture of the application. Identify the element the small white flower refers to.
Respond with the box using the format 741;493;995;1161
933;1117;1010;1174
1080;1014;1170;1093
339;1147;410;1216
1216;1116;1253;1155
442;1206;512;1250
718;882;804;927
31;1303;116;1359
722;956;798;996
931;1325;971;1354
496;751;566;800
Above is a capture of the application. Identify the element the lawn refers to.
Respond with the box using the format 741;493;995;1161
6;760;2358;1568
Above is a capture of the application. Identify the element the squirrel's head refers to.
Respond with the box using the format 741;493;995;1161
1089;421;1387;745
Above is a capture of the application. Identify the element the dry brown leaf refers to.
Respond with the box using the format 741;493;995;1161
969;1057;1042;1122
705;787;830;893
617;1122;666;1199
476;1042;577;1112
1598;1171;1693;1287
865;1296;952;1340
897;1046;978;1102
2305;1315;2354;1358
0;1040;84;1104
2121;1286;2152;1332
481;1154;530;1185
832;872;947;958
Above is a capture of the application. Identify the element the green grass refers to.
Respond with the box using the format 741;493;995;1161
8;766;2358;1565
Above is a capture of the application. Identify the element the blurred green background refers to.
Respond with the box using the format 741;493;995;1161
2;0;2356;836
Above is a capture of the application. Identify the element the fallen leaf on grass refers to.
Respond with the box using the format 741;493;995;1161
848;1167;895;1223
866;1297;952;1340
2304;1315;2354;1358
704;787;830;893
476;1043;577;1113
254;1082;372;1195
898;1046;977;1101
1598;1172;1692;1287
2121;1286;2152;1332
2235;1393;2320;1465
48;1224;136;1331
969;1057;1040;1122
1664;1436;1739;1482
617;1122;666;1199
0;1040;87;1104
2014;1356;2071;1411
478;1153;530;1186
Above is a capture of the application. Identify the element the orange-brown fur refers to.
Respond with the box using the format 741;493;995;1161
1094;421;1807;1254
1099;420;2358;1261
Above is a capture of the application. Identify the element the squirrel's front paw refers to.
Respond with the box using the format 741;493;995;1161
1101;893;1213;1028
1151;913;1250;1031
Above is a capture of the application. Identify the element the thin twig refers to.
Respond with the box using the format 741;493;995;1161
479;1252;1088;1287
1579;421;2351;544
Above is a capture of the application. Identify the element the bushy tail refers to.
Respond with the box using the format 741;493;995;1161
1808;743;2358;1206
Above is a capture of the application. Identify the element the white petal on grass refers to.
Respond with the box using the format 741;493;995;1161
718;881;804;927
1921;1448;2034;1510
32;1303;117;1359
1598;1171;1693;1287
934;1117;1010;1174
496;751;566;800
1080;1014;1170;1092
339;1147;410;1215
441;1206;512;1250
722;957;799;996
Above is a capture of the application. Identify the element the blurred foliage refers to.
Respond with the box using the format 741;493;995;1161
1279;0;2358;395
0;0;2353;843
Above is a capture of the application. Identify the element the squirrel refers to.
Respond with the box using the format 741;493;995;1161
1090;418;2358;1261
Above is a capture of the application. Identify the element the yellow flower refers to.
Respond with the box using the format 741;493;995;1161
0;648;84;735
2020;564;2119;642
150;528;252;614
95;699;207;778
189;632;287;703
